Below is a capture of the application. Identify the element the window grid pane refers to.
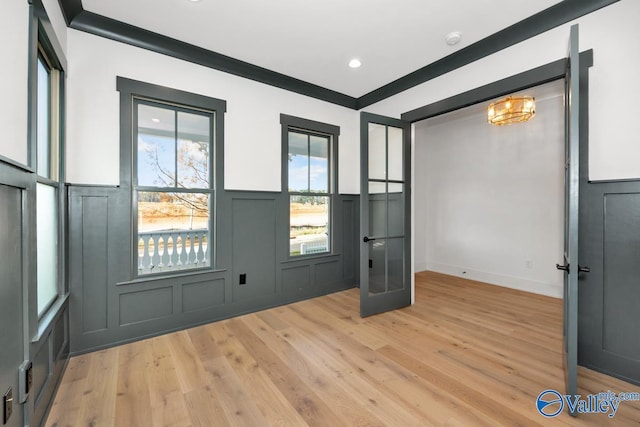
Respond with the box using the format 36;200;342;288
177;111;211;189
134;100;215;276
36;56;50;178
136;101;213;190
288;131;309;192
137;103;176;187
137;191;211;275
37;183;58;315
287;128;333;257
289;195;329;256
309;135;329;193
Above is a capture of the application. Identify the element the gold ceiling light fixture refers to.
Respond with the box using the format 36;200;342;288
487;96;536;126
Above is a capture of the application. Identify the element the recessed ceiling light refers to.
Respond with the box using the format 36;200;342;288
445;31;462;46
151;118;160;123
348;59;362;69
188;0;202;2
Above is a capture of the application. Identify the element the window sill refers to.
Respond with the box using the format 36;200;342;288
32;293;69;343
281;253;341;264
117;267;228;286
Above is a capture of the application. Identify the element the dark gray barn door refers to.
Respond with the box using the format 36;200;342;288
0;184;24;427
557;24;581;404
360;112;411;317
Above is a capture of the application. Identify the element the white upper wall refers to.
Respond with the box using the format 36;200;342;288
66;30;360;193
0;0;66;167
0;1;29;165
365;0;640;182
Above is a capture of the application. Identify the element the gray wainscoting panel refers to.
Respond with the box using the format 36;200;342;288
0;184;24;427
579;181;640;386
315;260;341;290
32;342;50;406
282;265;311;295
68;186;359;355
182;278;225;313
602;193;640;359
119;287;173;326
0;162;70;427
232;198;277;302
31;308;69;426
81;195;109;332
53;313;66;358
342;198;359;284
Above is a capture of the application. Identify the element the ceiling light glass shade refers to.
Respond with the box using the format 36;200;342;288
487;96;535;126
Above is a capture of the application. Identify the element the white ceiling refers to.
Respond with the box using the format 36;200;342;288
82;0;562;98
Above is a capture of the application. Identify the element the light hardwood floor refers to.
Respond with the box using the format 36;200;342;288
47;271;640;426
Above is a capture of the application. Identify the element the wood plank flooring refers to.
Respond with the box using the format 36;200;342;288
47;271;640;426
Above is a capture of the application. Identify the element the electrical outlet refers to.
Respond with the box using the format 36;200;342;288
239;273;247;285
3;387;13;424
525;260;533;269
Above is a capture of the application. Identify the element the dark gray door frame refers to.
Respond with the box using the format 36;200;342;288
400;45;593;394
401;50;592;124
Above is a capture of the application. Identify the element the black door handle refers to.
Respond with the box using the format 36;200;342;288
363;236;376;243
578;265;591;273
556;263;570;272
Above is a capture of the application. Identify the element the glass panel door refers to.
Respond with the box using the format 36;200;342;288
556;24;582;411
360;113;411;317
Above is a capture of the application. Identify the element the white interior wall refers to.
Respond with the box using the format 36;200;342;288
66;30;360;193
365;0;640;182
0;1;29;165
414;81;565;297
0;0;66;167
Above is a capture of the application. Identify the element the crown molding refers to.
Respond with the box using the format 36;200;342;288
58;0;619;110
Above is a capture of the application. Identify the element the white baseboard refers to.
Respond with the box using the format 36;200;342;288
423;261;562;299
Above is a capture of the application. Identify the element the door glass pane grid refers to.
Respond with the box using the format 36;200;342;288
387;237;405;292
387;126;404;181
368;123;386;180
369;240;386;294
367;122;406;297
